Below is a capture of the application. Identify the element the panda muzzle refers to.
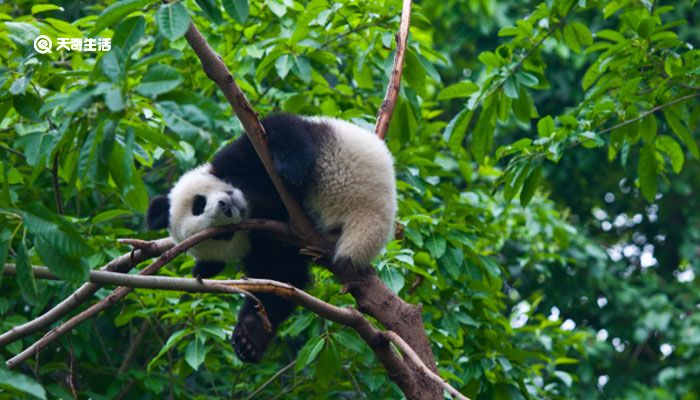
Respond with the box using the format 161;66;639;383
218;200;233;217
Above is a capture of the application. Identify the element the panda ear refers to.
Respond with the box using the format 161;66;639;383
147;195;170;230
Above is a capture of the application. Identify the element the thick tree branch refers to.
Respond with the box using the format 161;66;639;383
375;0;412;139
3;264;469;400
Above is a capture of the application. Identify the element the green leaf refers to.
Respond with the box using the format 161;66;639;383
13;93;41;122
0;369;46;399
504;160;530;202
316;341;341;384
380;267;405;293
444;108;473;153
156;2;191;41
554;371;573;388
425;234;446;258
537;116;555;137
101;51;123;83
294;56;312;83
637;17;655;40
503;77;519;99
472;100;496;163
21;203;92;257
656;135;684;173
104;87;125;112
31;4;63;15
563;22;593;53
112;16;146;52
15;239;40;305
439;247;464;279
512;87;533;122
195;0;223;24
148;329;191;370
223;0;249;23
638;143;657;202
437;81;478;101
91;0;153;35
185;334;207;370
34;236;88;283
275;54;292;79
92;209;131;224
295;337;324;372
640;114;657;143
663;107;699;159
135;65;183;97
516;72;538;88
520;162;542;206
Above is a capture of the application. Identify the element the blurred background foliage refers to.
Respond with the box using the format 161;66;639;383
0;0;699;398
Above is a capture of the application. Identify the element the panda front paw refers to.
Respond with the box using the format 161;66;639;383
192;260;225;279
231;314;274;363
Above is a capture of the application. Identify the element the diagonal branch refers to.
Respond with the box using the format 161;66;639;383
183;25;320;243
374;0;412;139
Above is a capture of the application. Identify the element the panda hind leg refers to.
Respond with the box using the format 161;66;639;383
232;293;294;363
231;241;311;363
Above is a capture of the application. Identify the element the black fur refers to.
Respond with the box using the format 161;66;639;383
192;194;206;215
193;259;226;279
211;113;325;362
150;113;329;363
147;195;170;229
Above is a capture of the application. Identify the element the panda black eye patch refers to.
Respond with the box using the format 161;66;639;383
192;195;207;215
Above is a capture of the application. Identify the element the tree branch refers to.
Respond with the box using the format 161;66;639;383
183;24;319;244
2;221;287;368
3;264;469;400
0;219;292;349
0;238;173;348
374;0;412;139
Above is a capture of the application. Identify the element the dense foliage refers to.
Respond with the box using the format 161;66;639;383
0;0;699;398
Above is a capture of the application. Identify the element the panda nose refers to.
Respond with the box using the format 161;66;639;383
218;200;232;217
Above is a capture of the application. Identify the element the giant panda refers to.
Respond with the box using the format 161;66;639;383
146;113;396;362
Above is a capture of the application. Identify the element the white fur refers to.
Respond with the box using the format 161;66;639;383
168;164;250;262
303;116;397;265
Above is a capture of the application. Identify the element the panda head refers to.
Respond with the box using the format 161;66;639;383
147;164;249;243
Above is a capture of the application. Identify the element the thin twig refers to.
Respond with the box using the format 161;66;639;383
374;0;412;139
0;143;25;158
243;359;296;400
572;91;700;149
